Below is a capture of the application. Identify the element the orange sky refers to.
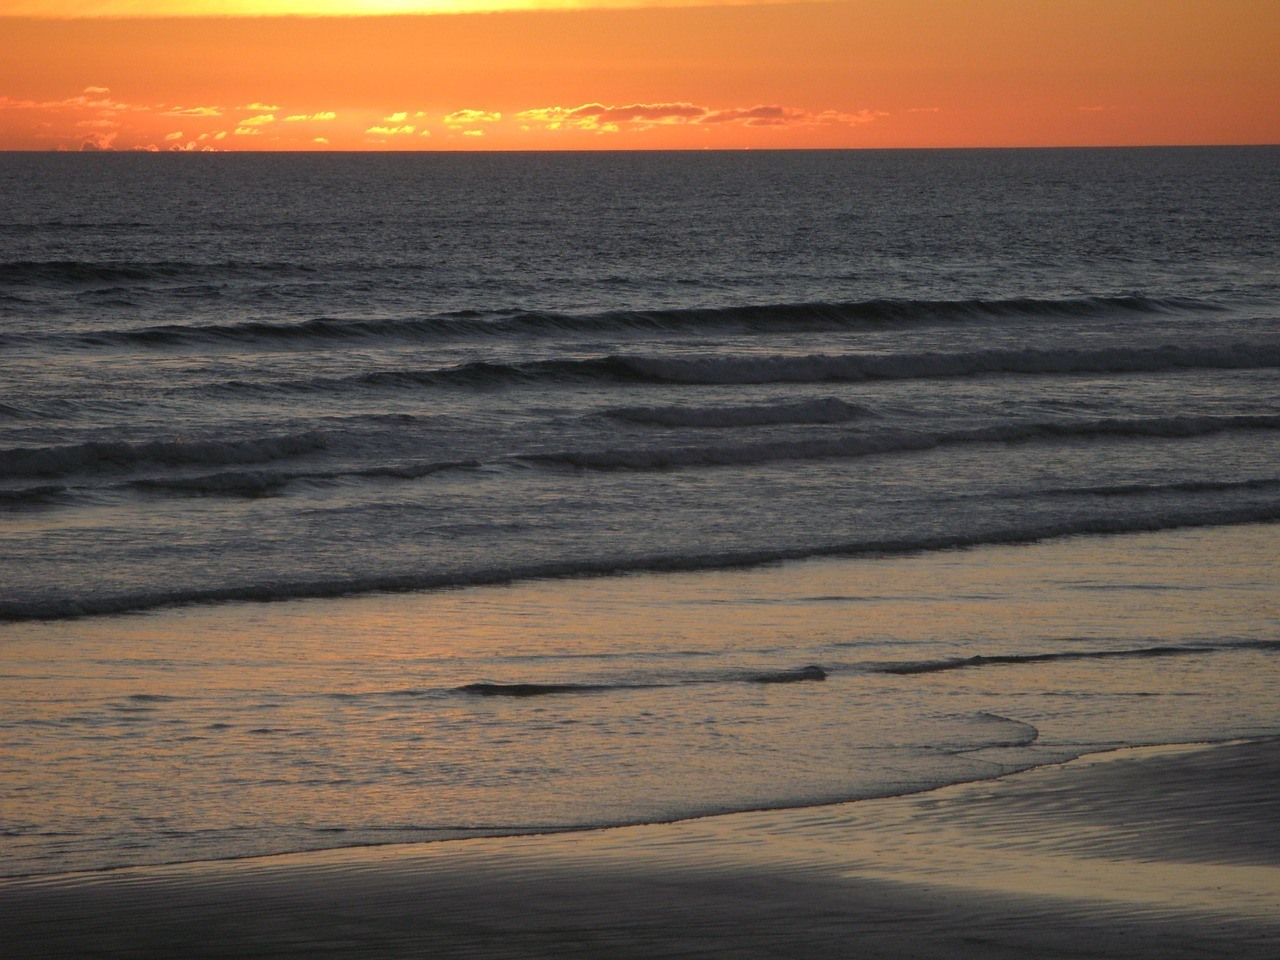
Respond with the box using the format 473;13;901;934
1;0;1276;150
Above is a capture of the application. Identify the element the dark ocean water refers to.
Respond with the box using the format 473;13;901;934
1;148;1278;875
1;148;1278;619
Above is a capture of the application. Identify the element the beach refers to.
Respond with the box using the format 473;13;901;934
2;148;1278;957
4;3;1280;952
4;736;1277;959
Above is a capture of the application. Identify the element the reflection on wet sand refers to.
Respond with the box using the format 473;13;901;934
3;738;1278;959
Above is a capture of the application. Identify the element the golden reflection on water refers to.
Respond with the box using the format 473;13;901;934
0;524;1276;875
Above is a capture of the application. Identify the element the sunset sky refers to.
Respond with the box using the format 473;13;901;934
1;0;1276;150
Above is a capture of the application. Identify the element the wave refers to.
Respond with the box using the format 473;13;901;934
218;342;1280;397
608;343;1280;386
4;504;1277;622
605;398;870;429
0;396;132;421
0;432;327;481
968;712;1040;748
1041;477;1280;498
456;681;647;697
527;414;1280;472
456;665;827;697
867;640;1280;676
0;484;70;508
17;425;1277;509
1;295;1206;349
122;458;481;499
128;470;300;498
456;665;830;697
14;426;1275;511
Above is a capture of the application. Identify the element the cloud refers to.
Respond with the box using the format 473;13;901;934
83;86;110;94
237;113;276;127
907;107;941;113
314;137;330;144
164;131;184;140
383;111;409;122
462;129;485;137
516;102;700;131
365;124;416;135
443;108;502;129
2;92;140;113
1078;105;1106;112
607;103;704;122
239;102;279;111
697;105;886;127
284;112;337;122
78;131;117;151
75;118;119;129
163;105;223;117
233;127;263;136
600;102;706;123
811;108;888;126
697;104;801;126
166;139;218;153
516;102;886;132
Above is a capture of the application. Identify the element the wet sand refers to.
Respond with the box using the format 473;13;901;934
3;737;1278;959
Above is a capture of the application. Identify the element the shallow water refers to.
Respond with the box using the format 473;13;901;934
1;525;1275;876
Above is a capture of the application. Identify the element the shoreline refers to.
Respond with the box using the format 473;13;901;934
0;734;1257;885
5;735;1278;958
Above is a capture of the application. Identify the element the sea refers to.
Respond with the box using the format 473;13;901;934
1;147;1277;877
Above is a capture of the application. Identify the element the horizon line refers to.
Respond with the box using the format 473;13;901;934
5;143;1278;154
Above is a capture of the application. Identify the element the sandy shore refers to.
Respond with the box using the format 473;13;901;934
3;737;1278;959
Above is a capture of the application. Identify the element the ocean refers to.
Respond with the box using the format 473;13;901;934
1;146;1278;878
